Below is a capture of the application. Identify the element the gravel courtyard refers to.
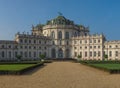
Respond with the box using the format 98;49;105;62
0;61;120;88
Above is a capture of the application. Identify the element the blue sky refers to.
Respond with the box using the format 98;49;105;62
0;0;120;40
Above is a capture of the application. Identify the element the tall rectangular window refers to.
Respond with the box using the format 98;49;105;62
115;51;118;57
98;51;100;57
85;52;87;57
80;52;82;56
34;52;36;57
90;51;92;57
74;52;77;57
29;52;31;57
94;51;96;57
109;51;112;57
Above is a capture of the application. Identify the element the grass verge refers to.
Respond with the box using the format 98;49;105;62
79;60;120;74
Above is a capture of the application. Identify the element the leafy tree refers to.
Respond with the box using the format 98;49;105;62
39;54;46;61
16;55;22;61
104;54;108;61
77;55;82;61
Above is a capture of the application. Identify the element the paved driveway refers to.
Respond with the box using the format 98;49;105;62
0;62;120;88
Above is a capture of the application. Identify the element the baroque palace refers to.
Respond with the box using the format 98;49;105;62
0;15;120;61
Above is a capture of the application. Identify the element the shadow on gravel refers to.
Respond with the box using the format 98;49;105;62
22;64;47;75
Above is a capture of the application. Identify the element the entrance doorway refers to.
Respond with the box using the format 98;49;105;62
58;48;63;58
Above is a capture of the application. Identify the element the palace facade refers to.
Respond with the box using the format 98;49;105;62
0;15;120;61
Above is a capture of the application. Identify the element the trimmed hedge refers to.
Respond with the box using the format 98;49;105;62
0;62;44;75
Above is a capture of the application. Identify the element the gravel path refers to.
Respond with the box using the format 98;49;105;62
0;62;120;88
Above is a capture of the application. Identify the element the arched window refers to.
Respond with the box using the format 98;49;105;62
65;32;69;39
51;31;55;38
58;31;62;39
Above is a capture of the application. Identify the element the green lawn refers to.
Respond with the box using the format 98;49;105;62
79;60;120;73
0;64;36;71
90;63;120;70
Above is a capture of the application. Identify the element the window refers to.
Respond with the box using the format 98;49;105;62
39;52;41;55
20;39;23;43
44;47;47;50
74;32;77;37
90;39;92;43
65;32;69;39
8;45;11;48
90;51;92;57
39;46;41;49
74;41;77;44
80;46;82;49
29;52;31;57
29;40;31;43
45;41;46;44
115;51;118;57
116;45;118;48
39;40;41;44
80;40;82;44
98;46;100;48
109;51;112;57
20;51;23;56
9;51;11;58
94;39;96;43
94;46;96;49
98;39;100;43
60;40;62;45
90;46;92;49
34;52;36;57
52;41;55;45
34;46;36;49
2;51;4;57
25;46;27;49
103;51;105;55
74;47;77;49
15;45;18;49
15;52;17;57
85;46;87;49
34;40;36;44
24;39;27;43
98;51;100;57
109;45;112;48
80;52;82;56
20;46;23;49
2;45;5;48
29;46;31;49
66;41;69;45
74;52;77;57
85;40;87;43
51;31;55;38
24;52;27;57
85;52;87;57
94;51;96;57
44;52;46;57
58;31;62;39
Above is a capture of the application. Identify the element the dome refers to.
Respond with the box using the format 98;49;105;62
46;15;74;25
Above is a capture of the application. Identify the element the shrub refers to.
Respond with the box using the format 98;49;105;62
39;54;46;61
16;55;22;62
77;55;82;61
